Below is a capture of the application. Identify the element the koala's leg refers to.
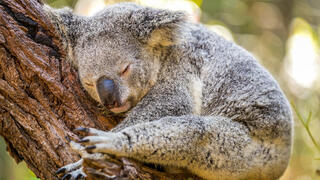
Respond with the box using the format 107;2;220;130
78;115;287;179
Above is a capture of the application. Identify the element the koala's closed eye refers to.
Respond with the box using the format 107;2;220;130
120;64;131;76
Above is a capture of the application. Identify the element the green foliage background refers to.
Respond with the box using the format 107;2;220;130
1;0;320;179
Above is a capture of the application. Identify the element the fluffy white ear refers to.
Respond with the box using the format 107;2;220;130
46;6;83;44
146;23;182;47
127;7;186;47
45;6;85;67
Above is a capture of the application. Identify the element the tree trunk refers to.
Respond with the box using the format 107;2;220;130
0;0;197;179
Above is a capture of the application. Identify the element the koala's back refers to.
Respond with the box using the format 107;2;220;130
167;24;293;177
179;23;292;137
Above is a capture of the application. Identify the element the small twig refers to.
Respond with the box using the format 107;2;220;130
291;102;320;153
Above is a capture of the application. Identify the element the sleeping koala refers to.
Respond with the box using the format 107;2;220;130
47;2;292;180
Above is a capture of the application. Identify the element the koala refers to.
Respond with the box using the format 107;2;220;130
46;2;293;180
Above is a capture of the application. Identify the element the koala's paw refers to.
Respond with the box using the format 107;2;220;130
75;127;110;136
56;159;86;180
76;127;128;156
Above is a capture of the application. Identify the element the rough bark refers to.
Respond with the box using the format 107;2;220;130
0;0;197;179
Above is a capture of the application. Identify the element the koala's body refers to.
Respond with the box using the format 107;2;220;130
47;3;292;180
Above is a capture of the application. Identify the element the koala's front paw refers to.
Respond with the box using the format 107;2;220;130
76;127;129;157
56;159;86;180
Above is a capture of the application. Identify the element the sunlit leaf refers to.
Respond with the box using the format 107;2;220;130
190;0;202;7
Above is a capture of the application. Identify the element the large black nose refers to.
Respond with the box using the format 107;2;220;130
96;77;119;107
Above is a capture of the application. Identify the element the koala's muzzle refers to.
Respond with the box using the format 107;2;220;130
97;77;120;108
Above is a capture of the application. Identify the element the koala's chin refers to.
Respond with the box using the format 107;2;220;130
109;101;131;114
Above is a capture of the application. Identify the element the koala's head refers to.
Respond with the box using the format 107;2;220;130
61;3;185;114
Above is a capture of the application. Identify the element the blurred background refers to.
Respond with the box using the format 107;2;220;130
1;0;320;179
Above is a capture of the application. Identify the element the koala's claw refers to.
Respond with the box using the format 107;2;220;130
79;136;114;145
61;173;71;180
75;173;84;180
60;168;85;180
56;160;81;175
56;159;86;179
78;138;89;143
75;127;110;136
86;145;96;150
56;167;66;174
85;145;96;154
74;127;89;133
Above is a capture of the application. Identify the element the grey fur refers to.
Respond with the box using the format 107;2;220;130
46;3;292;180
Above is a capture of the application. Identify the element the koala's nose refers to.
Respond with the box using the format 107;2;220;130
96;77;119;107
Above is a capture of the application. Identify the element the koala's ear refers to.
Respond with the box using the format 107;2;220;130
128;7;186;47
45;5;85;67
45;6;84;46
